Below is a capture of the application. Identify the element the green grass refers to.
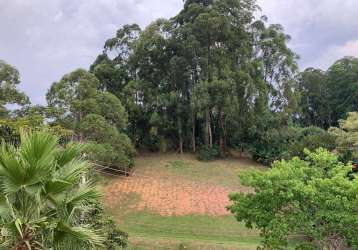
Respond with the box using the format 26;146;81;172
113;211;260;249
137;153;264;189
127;238;258;250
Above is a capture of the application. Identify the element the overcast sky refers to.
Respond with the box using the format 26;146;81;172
1;0;358;105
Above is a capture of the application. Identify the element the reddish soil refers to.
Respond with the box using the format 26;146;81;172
103;172;233;216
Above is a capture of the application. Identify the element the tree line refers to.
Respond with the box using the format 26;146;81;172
1;0;358;249
1;0;358;167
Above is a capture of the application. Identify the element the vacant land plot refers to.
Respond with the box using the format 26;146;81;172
101;153;264;249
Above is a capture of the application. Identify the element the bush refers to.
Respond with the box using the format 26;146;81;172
197;145;223;161
84;204;128;249
288;126;336;158
330;112;358;163
84;140;135;171
81;114;135;170
338;149;354;163
229;148;358;249
250;127;297;165
250;126;336;166
0;131;108;248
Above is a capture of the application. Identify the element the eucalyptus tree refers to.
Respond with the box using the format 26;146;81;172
90;0;300;155
176;0;299;151
327;57;358;124
91;24;141;98
297;68;331;128
0;60;29;117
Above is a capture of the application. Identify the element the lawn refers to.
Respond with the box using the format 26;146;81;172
101;153;265;249
116;212;260;250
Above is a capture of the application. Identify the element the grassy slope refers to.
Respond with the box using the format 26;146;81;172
102;153;264;249
120;213;260;250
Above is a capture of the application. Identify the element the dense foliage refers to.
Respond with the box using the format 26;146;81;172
87;0;357;159
91;0;299;154
46;69;135;170
83;204;128;249
330;112;358;162
229;148;358;249
250;125;336;165
2;0;357;162
297;57;358;128
0;60;29;118
197;145;224;161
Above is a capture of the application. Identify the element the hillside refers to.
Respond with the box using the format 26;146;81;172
100;153;264;249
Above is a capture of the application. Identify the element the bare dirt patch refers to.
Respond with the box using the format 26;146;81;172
104;175;232;216
103;153;259;216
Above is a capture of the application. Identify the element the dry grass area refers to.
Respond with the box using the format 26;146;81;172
101;153;264;249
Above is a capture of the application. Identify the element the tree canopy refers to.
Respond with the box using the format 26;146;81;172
91;0;299;154
229;148;358;249
0;60;29;117
330;112;358;162
46;69;135;170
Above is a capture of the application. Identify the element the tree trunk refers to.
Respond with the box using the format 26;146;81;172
178;117;183;154
78;112;84;142
208;111;213;148
205;110;212;148
205;110;209;146
192;111;196;153
219;111;227;153
219;111;226;152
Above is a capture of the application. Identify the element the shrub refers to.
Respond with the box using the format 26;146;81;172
250;126;336;166
197;145;223;161
288;126;336;158
84;204;128;249
81;114;135;170
330;112;358;162
229;148;358;249
249;127;297;165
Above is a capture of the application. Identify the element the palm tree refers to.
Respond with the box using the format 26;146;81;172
0;131;105;249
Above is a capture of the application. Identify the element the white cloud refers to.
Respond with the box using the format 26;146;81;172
53;11;64;22
257;0;358;70
310;39;358;70
0;0;182;104
1;0;358;104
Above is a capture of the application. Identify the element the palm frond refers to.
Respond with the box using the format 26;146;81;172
0;131;107;248
65;184;100;212
0;145;24;194
0;195;12;219
55;142;86;168
54;159;90;185
54;221;105;249
46;159;90;196
18;132;59;183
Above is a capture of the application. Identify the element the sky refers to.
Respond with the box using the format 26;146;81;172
1;0;358;105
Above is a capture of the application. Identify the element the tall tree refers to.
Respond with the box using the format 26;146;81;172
297;68;331;128
327;57;358;124
0;60;29;117
90;0;299;155
47;69;134;169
